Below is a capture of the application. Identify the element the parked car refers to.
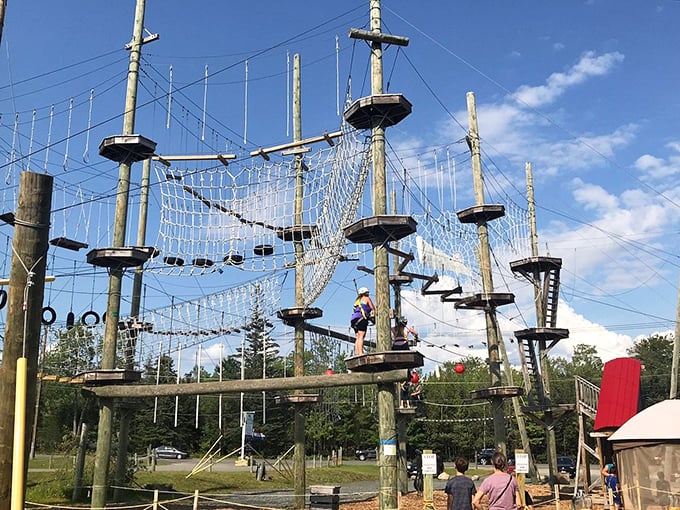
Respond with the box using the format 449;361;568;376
557;456;576;478
355;447;377;461
154;445;189;459
476;448;497;465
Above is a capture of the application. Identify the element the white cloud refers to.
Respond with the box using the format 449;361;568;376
511;51;624;108
634;141;680;180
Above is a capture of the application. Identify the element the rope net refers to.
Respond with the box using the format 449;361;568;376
148;121;370;305
400;201;531;290
47;274;283;372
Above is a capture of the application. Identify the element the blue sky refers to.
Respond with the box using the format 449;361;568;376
2;1;680;374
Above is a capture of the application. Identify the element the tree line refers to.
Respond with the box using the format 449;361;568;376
35;308;677;466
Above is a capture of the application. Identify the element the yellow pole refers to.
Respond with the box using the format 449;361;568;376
10;357;27;510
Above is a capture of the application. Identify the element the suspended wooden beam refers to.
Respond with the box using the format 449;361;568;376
86;369;408;398
348;28;410;47
153;153;237;167
250;130;343;159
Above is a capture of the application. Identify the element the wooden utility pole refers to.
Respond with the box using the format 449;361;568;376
91;0;147;507
0;0;6;48
498;328;538;480
466;92;507;453
671;271;680;398
292;53;307;510
0;171;53;510
391;189;409;496
526;162;558;482
368;2;399;508
112;157;151;501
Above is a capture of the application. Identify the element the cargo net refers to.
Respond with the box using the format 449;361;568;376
148;121;370;305
401;201;531;290
49;274;283;371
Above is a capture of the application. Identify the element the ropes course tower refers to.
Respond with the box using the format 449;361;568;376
510;162;574;485
455;92;523;457
341;3;423;510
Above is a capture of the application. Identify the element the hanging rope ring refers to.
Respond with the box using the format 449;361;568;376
0;289;7;310
41;306;56;325
81;310;100;326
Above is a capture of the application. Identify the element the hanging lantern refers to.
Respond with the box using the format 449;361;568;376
455;363;465;374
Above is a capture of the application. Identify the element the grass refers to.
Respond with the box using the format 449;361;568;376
25;459;381;505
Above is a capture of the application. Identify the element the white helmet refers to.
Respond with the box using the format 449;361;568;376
358;287;369;295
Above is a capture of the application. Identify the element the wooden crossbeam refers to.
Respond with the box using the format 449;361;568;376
85;369;409;399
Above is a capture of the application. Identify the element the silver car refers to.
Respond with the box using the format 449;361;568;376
154;445;188;459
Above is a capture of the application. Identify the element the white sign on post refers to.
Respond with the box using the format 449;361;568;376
515;453;530;474
422;453;437;475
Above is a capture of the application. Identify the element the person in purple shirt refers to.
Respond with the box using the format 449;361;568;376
472;451;521;510
445;457;476;510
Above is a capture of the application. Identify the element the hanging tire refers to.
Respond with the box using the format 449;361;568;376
41;306;56;325
0;289;7;310
81;310;100;326
66;311;75;329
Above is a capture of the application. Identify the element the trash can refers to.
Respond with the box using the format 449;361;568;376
310;485;340;510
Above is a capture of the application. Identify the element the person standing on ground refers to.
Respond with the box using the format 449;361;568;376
350;286;375;355
604;464;622;510
445;457;476;510
472;452;521;510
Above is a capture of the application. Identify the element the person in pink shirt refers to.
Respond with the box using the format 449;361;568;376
472;451;521;510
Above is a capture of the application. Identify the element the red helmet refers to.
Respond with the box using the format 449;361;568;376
410;372;420;383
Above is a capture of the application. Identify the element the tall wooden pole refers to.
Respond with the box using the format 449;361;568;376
498;326;538;480
466;92;506;454
526;162;558;482
364;3;399;509
91;0;146;507
113;157;151;501
671;271;680;399
0;0;6;48
292;53;307;510
391;188;409;496
0;171;53;510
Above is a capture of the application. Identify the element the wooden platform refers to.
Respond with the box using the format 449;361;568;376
389;274;414;285
0;212;15;226
98;134;157;163
274;394;321;405
454;292;515;310
343;94;412;130
510;256;562;277
276;225;318;242
343;215;417;244
86;247;154;269
223;253;244;265
470;385;524;400
514;327;569;342
49;237;89;251
456;204;505;224
277;307;323;325
521;403;575;414
345;350;424;373
396;407;417;415
77;369;142;387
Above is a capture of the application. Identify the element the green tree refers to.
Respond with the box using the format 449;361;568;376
37;325;101;451
627;333;674;407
